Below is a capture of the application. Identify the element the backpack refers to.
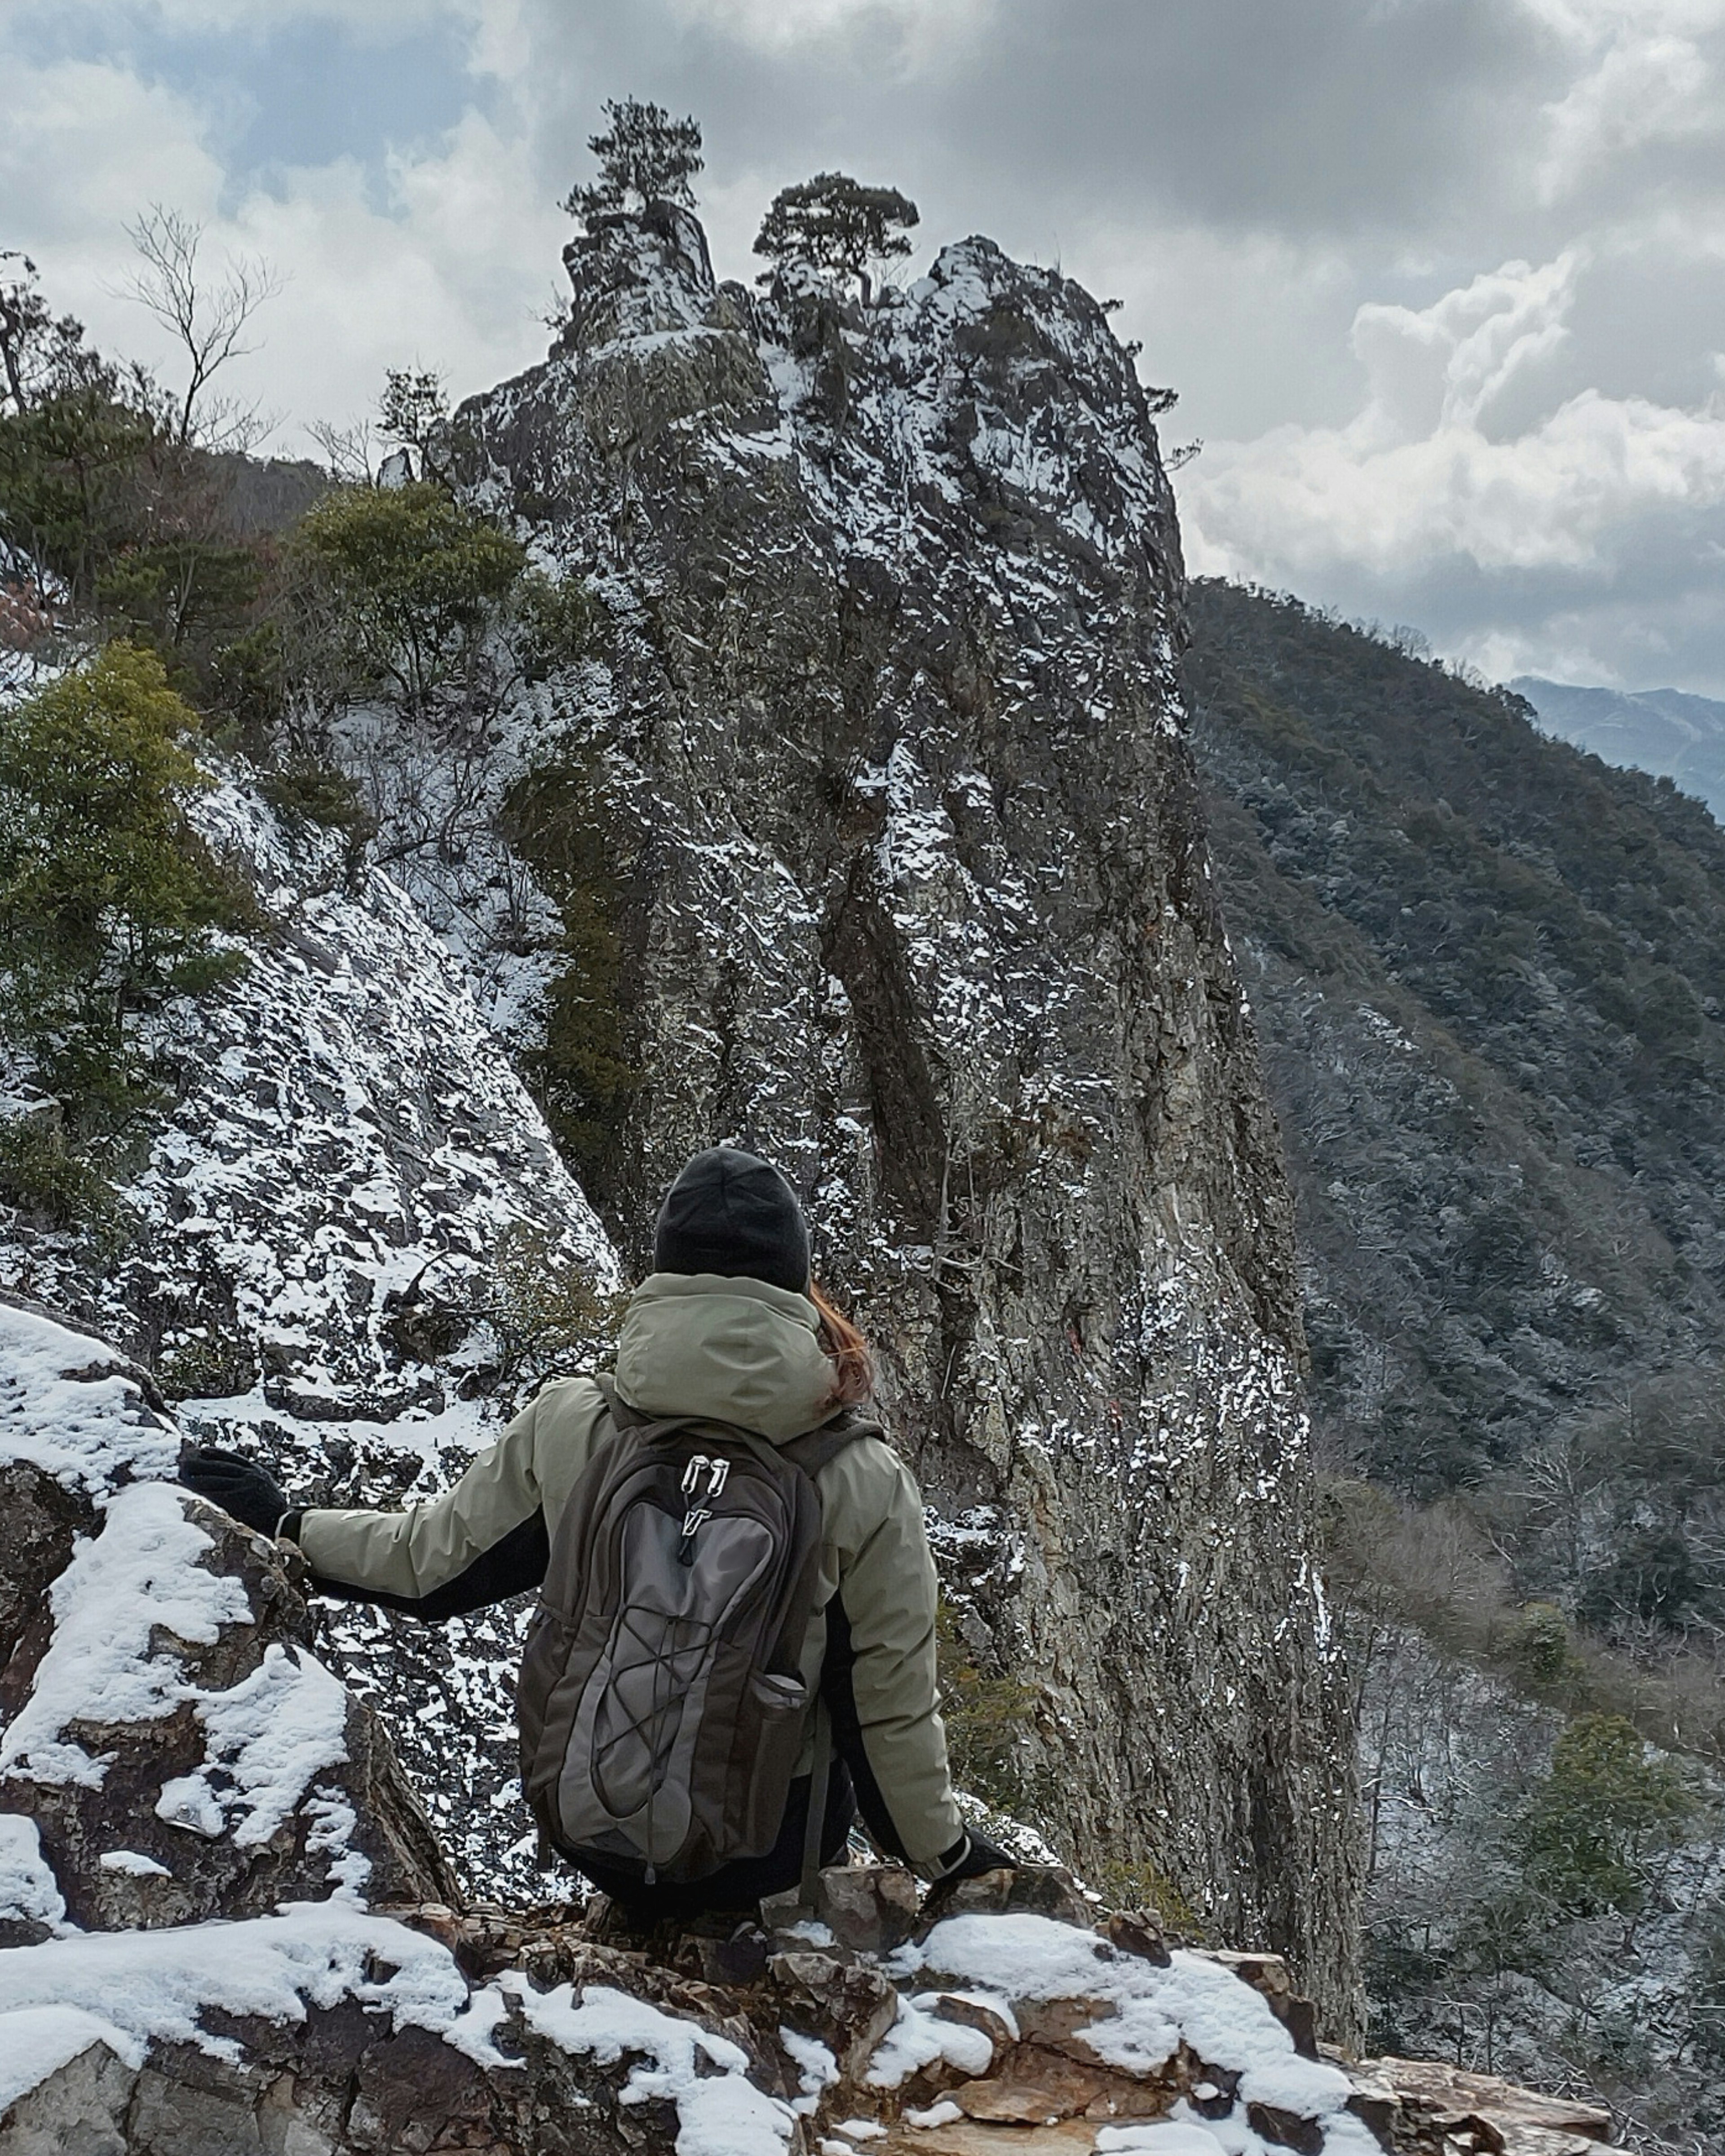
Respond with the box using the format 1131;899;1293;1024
518;1375;869;1886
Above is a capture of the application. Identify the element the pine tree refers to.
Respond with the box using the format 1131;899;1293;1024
753;172;919;305
561;98;703;225
378;367;449;482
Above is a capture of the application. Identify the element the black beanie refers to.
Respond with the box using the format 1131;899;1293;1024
653;1146;811;1293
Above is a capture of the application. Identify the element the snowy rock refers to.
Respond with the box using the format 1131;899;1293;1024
767;1863;922;1957
0;1305;452;1933
455;199;1360;2026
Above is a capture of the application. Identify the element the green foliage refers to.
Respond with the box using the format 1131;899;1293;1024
753;172;919;304
0;641;252;1140
155;1329;258;1403
259;757;372;836
0;252;87;415
291;481;526;712
259;758;376;889
1089;1858;1208;1943
1503;1601;1585;1693
1514;1713;1698;1919
936;1600;1043;1817
485;1222;622;1395
94;536;270;720
562;98;703;223
0;361;158;605
500;754;637;1184
516;570;598;682
0;1117;122;1233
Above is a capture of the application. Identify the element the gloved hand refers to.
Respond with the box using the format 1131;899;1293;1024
935;1829;1017;1882
178;1445;289;1538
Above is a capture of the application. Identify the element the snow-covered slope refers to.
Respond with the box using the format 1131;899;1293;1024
0;1315;1608;2152
0;773;620;1895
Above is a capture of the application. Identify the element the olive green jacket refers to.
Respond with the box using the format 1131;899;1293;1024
291;1272;964;1870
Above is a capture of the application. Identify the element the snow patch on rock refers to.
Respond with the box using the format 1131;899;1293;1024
0;1484;250;1788
501;1973;796;2156
0;1813;66;1933
0;1304;177;1493
0;1899;504;2072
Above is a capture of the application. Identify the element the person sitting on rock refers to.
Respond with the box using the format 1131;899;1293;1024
181;1144;1012;1919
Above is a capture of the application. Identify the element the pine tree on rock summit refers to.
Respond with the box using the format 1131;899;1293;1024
561;98;703;224
754;172;920;304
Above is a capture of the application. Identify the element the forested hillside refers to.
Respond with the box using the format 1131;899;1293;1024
1190;580;1725;1483
1188;583;1725;2138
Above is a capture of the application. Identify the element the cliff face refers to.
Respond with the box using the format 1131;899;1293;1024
453;206;1360;2015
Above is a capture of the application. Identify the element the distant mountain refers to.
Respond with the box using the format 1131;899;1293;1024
1513;674;1725;815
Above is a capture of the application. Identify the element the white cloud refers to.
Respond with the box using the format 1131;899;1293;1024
0;42;561;448
37;0;460;32
1184;253;1725;583
666;0;991;64
1515;0;1725;198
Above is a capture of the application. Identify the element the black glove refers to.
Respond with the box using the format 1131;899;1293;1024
936;1829;1017;1882
178;1445;289;1538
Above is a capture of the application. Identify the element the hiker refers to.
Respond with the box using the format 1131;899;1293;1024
180;1144;1012;1917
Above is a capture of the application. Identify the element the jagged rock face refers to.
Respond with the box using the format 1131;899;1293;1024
455;212;1360;2019
0;1299;451;1939
0;788;619;1901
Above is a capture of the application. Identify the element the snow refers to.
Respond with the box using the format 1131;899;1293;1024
0;1484;250;1788
0;2003;128;2112
1096;2129;1229;2156
904;2099;964;2129
97;1851;168;1878
0;1815;65;1933
780;2024;839;2114
1;1475;367;1889
180;1643;351;1852
891;1916;1356;2136
0;1305;178;1493
501;1975;796;2156
0;1900;504;2072
864;1993;996;2088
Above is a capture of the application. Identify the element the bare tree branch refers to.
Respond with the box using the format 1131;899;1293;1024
305;415;380;486
119;206;283;447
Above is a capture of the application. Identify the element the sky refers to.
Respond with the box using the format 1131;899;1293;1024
5;0;1725;695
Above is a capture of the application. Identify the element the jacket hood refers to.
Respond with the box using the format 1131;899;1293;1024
612;1272;837;1442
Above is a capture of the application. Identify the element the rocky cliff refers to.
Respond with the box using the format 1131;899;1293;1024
0;204;1358;2022
0;1303;1621;2156
447;203;1358;2011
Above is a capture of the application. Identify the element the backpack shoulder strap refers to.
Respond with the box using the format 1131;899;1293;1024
781;1409;879;1483
597;1375;880;1481
592;1374;782;1467
591;1373;693;1449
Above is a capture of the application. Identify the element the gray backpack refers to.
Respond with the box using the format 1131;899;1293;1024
518;1377;868;1886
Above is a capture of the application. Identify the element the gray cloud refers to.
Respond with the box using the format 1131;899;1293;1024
5;0;1724;696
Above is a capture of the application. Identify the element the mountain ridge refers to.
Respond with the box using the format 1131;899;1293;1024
1512;673;1725;816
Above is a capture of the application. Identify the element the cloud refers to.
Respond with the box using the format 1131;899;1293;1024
7;0;1725;691
1528;0;1725;200
0;36;561;444
1181;252;1725;688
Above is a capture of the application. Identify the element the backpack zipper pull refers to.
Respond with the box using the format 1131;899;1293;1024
677;1505;712;1565
676;1456;729;1564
